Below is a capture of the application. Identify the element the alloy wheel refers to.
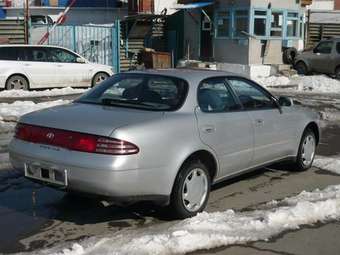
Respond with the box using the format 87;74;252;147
301;134;316;166
181;168;209;212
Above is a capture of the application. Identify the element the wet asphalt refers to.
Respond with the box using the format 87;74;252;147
0;92;340;254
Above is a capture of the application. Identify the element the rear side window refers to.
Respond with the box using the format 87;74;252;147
26;48;50;62
228;78;275;110
47;48;78;63
198;77;240;113
0;47;24;61
336;43;340;54
314;41;333;54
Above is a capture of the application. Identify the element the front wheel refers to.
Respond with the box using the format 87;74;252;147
169;161;211;219
92;72;109;87
292;129;316;171
295;62;308;75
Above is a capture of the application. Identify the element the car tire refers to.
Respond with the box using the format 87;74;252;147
92;72;109;87
292;129;316;171
295;62;308;75
169;161;211;219
283;47;297;65
6;75;29;90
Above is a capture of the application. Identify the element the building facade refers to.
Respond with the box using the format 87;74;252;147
170;0;306;65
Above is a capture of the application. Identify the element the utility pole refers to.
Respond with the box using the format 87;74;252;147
24;0;30;44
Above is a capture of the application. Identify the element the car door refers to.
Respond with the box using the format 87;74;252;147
227;77;294;166
311;41;334;73
195;77;254;179
22;47;58;88
47;47;92;87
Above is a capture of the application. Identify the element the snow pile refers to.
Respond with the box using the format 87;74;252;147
0;87;88;98
0;100;69;122
292;75;340;93
0;118;16;134
0;100;69;133
254;76;291;87
314;156;340;175
255;75;340;93
30;156;340;255
319;109;340;123
0;153;10;170
40;186;340;255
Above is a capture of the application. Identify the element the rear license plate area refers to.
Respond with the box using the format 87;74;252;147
25;164;68;187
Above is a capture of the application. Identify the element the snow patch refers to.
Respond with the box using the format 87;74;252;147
38;186;340;255
31;156;340;255
314;156;340;175
0;100;69;122
0;153;10;170
0;100;69;133
0;87;87;98
255;75;340;94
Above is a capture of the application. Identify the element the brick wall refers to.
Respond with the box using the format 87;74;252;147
128;0;154;14
335;0;340;9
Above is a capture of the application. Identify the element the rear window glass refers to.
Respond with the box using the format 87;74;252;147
76;73;188;111
0;47;25;61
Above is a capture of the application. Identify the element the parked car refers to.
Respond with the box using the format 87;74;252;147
9;69;320;218
0;45;114;90
294;38;340;79
31;15;55;26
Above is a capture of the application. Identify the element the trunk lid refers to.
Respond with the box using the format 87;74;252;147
19;102;163;137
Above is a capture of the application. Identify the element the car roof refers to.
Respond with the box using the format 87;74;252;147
128;68;247;84
0;44;73;51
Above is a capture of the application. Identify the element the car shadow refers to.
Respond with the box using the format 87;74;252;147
211;162;295;191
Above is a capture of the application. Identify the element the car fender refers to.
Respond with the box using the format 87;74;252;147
295;58;311;72
89;63;114;77
111;112;220;196
0;63;33;89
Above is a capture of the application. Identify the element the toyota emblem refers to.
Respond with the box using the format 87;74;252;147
46;132;55;140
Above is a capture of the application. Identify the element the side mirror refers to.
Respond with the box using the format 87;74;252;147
76;57;86;64
278;96;294;107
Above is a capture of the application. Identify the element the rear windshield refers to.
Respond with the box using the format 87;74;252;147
76;73;189;111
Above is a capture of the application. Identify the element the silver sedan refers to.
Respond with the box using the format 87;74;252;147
9;69;321;218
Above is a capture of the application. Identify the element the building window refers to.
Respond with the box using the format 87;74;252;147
299;15;304;38
270;11;283;37
234;10;249;37
286;12;299;37
253;10;267;36
216;11;230;38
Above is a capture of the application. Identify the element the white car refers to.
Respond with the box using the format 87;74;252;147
0;45;114;90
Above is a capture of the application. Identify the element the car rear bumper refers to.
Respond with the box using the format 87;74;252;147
9;138;172;204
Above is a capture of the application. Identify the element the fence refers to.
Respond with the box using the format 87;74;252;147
0;18;25;44
31;20;121;72
307;23;340;48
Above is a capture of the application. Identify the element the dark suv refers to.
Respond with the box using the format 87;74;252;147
294;38;340;79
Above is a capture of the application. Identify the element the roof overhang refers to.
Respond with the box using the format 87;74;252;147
172;1;214;10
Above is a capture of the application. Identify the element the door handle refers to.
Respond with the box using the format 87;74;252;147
56;64;63;67
23;63;31;66
255;119;264;126
201;125;215;134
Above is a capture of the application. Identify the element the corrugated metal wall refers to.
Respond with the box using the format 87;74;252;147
0;18;25;44
307;23;340;48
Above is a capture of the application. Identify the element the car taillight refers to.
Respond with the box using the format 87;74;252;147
14;123;139;155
